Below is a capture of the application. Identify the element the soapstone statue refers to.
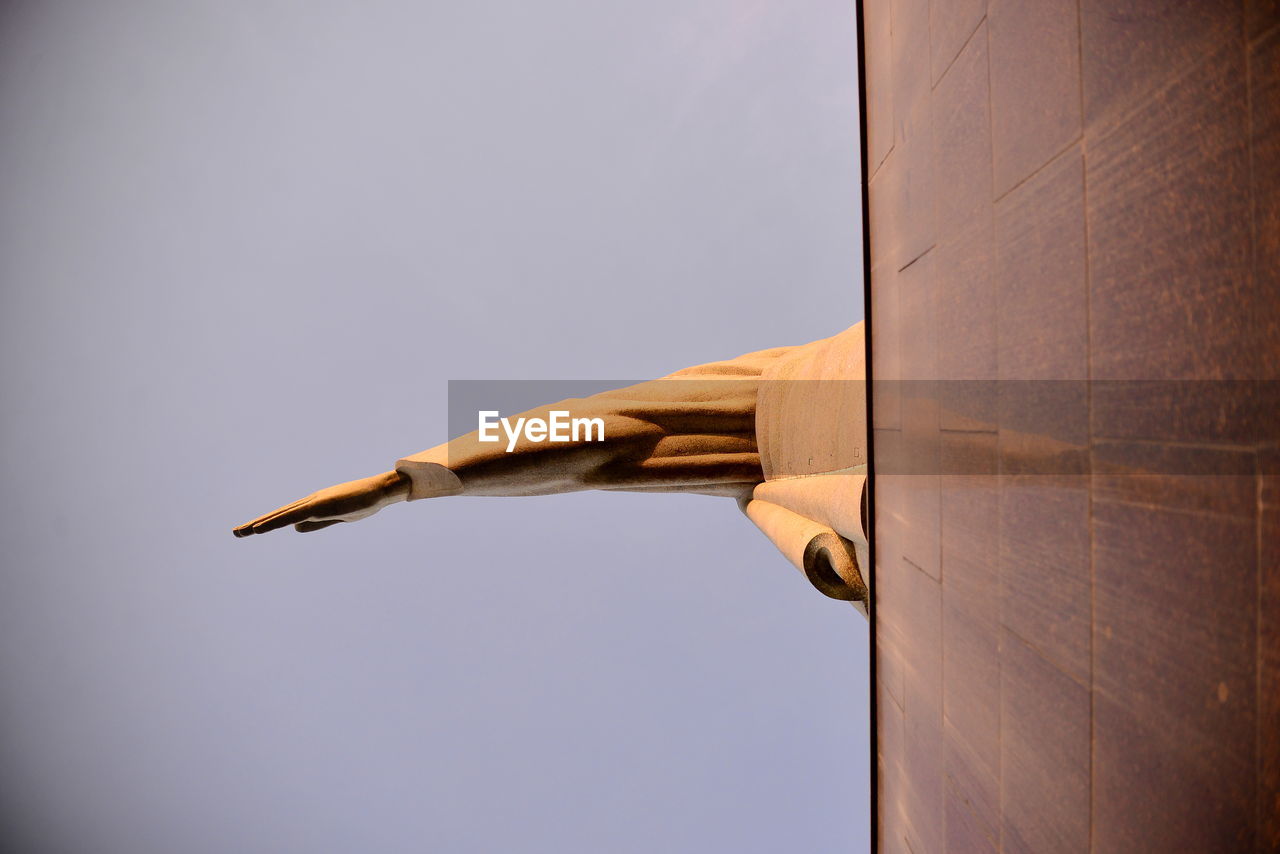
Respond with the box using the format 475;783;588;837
235;324;869;611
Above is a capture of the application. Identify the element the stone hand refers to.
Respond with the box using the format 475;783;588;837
232;470;411;537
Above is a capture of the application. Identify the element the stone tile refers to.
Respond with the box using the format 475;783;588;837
1092;441;1256;518
988;0;1082;195
899;249;937;386
1081;0;1241;131
901;474;940;581
946;780;998;853
878;678;912;854
873;430;907;483
935;229;996;430
1090;379;1280;446
998;476;1090;683
868;155;897;269
932;20;992;243
1086;41;1256;381
898;252;940;578
1093;692;1255;852
994;145;1087;381
880;808;913;854
942;456;1000;830
878;673;906;774
1260;447;1280;851
874;491;909;709
866;0;895;174
903;709;945;854
870;262;901;431
1252;27;1280;380
997;383;1089;477
993;146;1089;479
876;620;908;714
901;564;944;854
1248;0;1280;40
941;440;999;601
887;0;935;269
1092;498;1257;852
931;0;987;87
933;27;996;434
940;430;999;478
1000;629;1090;854
891;0;932;135
890;96;936;270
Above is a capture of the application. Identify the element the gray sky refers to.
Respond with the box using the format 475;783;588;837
0;2;867;852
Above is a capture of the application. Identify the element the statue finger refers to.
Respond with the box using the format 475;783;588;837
249;502;321;534
232;503;298;537
295;519;344;533
234;496;316;536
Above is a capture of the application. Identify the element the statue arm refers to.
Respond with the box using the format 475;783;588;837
232;343;799;538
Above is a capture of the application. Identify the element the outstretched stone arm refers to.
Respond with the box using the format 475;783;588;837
232;346;794;538
232;324;872;613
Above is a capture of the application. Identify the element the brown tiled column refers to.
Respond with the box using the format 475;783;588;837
863;0;1280;850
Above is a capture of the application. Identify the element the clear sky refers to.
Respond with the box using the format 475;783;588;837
0;2;867;851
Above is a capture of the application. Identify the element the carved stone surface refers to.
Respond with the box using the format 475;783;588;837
865;1;1279;850
236;325;871;608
